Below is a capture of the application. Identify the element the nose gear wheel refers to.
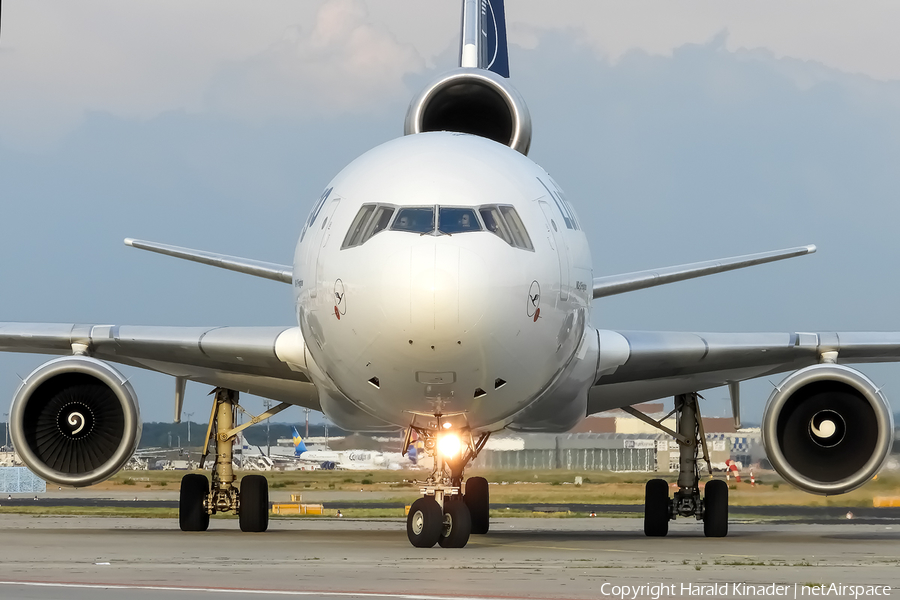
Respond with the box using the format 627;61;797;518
402;406;491;548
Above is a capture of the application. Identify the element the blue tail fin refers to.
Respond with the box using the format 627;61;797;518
292;426;308;456
407;443;418;465
484;0;510;78
460;0;510;77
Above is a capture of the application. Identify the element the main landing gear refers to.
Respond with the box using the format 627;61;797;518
638;393;729;538
179;387;290;533
402;407;491;548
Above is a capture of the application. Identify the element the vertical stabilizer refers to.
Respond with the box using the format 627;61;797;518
292;426;308;456
459;0;510;77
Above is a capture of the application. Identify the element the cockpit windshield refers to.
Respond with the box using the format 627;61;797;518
438;207;481;234
390;207;435;234
341;203;533;251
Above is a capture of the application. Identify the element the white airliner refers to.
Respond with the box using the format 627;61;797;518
1;0;895;548
237;427;418;471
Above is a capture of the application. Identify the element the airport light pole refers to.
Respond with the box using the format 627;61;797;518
3;412;7;449
184;412;194;444
263;400;272;457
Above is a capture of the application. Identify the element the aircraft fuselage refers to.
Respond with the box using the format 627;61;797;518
294;132;594;432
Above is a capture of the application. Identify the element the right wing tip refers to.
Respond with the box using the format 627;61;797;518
806;244;817;254
123;238;135;247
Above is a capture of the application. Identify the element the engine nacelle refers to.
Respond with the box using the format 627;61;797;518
9;356;142;487
762;364;893;495
404;68;532;155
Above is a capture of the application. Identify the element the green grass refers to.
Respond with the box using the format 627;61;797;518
0;506;179;518
60;468;900;509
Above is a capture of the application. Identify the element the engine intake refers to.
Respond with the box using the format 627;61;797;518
762;364;893;495
404;68;532;155
9;356;141;487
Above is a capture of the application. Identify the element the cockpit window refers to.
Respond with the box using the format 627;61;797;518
479;206;514;245
439;207;482;234
341;203;532;251
480;205;533;251
499;206;534;251
391;207;435;234
342;204;376;249
341;204;396;249
369;205;394;236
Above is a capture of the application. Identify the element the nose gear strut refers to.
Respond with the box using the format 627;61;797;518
402;406;490;548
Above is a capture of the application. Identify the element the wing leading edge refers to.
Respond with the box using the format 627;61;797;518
592;245;816;299
589;329;900;414
0;323;318;409
125;238;293;284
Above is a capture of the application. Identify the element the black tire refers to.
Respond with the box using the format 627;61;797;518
407;497;442;548
239;475;269;533
644;478;670;537
179;474;209;532
464;476;490;534
703;479;728;538
438;499;472;548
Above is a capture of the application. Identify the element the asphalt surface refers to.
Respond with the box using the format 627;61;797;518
3;496;900;524
0;514;897;600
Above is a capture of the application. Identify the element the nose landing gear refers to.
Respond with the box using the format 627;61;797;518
633;392;729;537
402;408;491;548
178;387;291;533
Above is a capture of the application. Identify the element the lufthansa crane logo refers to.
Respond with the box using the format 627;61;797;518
526;281;541;322
334;279;346;319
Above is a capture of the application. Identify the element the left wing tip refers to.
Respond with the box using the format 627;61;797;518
124;238;135;247
806;244;817;254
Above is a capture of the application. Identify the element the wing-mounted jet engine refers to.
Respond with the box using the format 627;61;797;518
404;68;532;155
9;356;142;487
762;364;894;495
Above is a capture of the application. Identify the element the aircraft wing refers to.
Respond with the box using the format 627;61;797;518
588;329;900;414
0;323;318;409
592;245;816;299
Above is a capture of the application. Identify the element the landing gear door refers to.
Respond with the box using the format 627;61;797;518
538;200;569;302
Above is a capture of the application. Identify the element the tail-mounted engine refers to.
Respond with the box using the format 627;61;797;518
762;364;894;495
404;68;532;155
9;356;142;487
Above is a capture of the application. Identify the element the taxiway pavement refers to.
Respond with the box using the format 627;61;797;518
0;515;897;600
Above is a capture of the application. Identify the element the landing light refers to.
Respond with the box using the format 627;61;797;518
438;433;461;458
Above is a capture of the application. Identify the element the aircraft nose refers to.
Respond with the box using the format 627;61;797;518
383;239;490;340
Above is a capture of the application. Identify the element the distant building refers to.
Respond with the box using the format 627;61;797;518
470;403;763;472
568;403;737;435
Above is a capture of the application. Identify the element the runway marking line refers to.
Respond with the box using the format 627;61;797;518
0;580;573;600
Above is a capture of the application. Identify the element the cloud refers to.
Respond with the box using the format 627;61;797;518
4;8;900;420
203;0;425;120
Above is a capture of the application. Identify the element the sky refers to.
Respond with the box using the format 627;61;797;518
2;1;900;425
